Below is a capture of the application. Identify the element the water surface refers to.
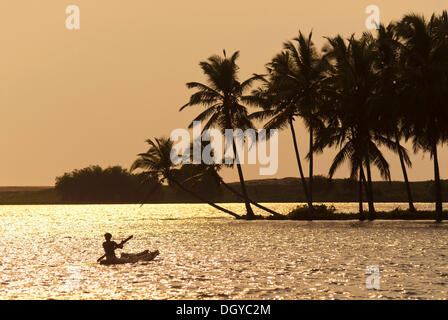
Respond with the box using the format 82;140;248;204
0;203;447;299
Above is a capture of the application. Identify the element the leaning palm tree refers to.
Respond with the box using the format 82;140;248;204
396;13;448;222
131;137;241;219
180;50;259;218
184;140;284;218
190;163;285;218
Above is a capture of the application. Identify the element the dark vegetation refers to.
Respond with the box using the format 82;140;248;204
2;172;448;205
283;206;447;221
54;165;159;203
129;11;448;221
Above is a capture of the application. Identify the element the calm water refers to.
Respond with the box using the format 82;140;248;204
0;203;447;300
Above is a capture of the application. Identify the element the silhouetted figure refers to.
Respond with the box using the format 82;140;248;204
102;233;123;263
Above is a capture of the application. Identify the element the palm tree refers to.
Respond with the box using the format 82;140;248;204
180;50;260;218
248;32;326;212
396;13;448;222
316;35;405;220
283;31;327;208
248;51;313;210
430;11;448;46
366;24;416;211
131;137;241;219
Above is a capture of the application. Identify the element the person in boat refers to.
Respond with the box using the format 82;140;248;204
100;233;159;265
103;233;123;263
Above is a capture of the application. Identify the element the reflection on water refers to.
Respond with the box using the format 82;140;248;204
0;203;447;299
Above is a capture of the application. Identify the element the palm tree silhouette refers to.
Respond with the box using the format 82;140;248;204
367;23;416;212
248;31;326;213
315;35;401;220
131;137;241;219
192;164;284;218
283;32;327;208
184;139;284;218
130;11;448;221
396;13;448;222
180;50;260;218
248;51;312;211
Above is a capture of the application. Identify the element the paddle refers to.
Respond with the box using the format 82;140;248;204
97;235;133;262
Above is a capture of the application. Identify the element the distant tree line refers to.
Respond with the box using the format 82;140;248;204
55;165;159;203
54;164;222;203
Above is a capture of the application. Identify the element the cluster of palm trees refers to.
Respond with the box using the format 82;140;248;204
132;12;448;222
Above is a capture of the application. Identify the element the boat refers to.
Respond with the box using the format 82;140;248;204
99;250;160;265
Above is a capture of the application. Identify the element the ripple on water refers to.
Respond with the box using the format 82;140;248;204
0;203;447;299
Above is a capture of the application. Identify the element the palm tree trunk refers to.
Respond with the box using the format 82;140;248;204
361;170;369;200
218;177;284;218
395;132;415;211
138;183;161;208
170;178;241;219
365;157;376;220
359;165;366;221
289;118;312;210
309;122;314;207
232;138;255;218
432;143;443;222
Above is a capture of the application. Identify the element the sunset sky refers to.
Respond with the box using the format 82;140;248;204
1;0;447;186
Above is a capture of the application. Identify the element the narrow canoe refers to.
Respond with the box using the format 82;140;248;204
99;250;160;265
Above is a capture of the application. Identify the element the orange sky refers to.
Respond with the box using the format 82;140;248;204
1;0;447;186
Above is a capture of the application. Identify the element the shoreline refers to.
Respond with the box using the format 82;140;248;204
0;200;446;221
265;211;448;221
0;199;446;206
1;178;448;205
